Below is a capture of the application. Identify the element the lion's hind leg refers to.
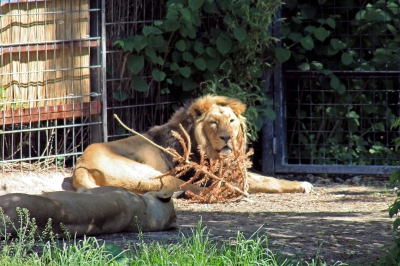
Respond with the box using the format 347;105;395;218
248;172;313;193
72;167;100;191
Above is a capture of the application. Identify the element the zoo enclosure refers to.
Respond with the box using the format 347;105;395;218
1;0;399;176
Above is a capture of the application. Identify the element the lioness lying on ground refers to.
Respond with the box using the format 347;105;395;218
73;95;312;195
0;187;177;238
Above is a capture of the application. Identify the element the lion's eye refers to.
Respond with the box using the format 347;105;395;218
230;119;235;123
210;121;217;125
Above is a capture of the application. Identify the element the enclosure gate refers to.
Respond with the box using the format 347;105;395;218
263;3;400;176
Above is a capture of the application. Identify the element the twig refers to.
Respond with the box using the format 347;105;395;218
113;114;177;158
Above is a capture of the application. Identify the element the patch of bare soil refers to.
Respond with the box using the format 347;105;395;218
0;171;395;265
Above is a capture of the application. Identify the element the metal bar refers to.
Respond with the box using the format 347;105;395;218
275;164;399;175
101;0;108;143
0;122;101;134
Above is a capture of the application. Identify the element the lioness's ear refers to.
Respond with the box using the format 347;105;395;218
148;189;174;202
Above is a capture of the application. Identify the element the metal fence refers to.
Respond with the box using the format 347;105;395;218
2;0;399;176
263;1;400;175
103;0;179;142
0;0;103;171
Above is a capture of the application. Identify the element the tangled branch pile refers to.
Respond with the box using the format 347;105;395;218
114;114;252;203
158;124;253;203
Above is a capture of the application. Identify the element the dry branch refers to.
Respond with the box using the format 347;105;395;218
114;115;253;203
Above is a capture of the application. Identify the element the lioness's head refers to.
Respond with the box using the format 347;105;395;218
190;95;247;160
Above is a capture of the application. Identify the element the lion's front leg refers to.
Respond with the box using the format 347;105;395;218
247;172;313;193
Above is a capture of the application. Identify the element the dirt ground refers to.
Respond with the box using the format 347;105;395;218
0;170;396;265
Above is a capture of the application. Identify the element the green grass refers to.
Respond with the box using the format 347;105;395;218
0;210;344;265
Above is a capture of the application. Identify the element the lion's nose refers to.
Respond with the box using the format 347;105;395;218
219;133;230;142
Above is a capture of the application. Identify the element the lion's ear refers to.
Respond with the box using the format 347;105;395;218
227;101;246;116
190;104;203;120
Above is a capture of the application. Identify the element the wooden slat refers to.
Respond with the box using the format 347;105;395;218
0;101;102;124
0;40;99;55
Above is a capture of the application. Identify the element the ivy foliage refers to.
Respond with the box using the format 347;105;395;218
275;0;400;165
113;0;283;140
382;119;400;265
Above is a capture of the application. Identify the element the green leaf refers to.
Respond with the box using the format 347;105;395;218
314;27;329;42
164;18;181;32
170;62;180;71
179;67;192;78
298;62;310;71
150;35;165;48
145;47;157;59
152;69;166;81
288;32;303;42
206;47;217;57
194;57;206;70
337;84;346;95
390;169;400;185
127;54;144;74
131;77;148;92
194;41;204;53
281;26;291;37
175;40;186;51
234;27;246;42
203;1;218;13
216;36;232;55
389;203;400;218
311;61;323;70
134;35;148;52
275;48;291;63
330;75;340;89
188;0;204;11
304;25;317;33
330;38;346;50
387;24;397;35
301;4;316;19
264;108;276;120
300;36;314;50
142;26;163;36
292;16;302;24
326;17;336;29
179;8;191;21
114;39;134;52
204;54;220;71
104;242;128;264
113;91;128;102
374;48;388;62
151;56;164;66
341;53;353;65
182;52;194;62
393;218;400;230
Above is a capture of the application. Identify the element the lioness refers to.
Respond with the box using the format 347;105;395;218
0;187;177;238
73;95;312;195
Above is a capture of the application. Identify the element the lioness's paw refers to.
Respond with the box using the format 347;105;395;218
301;182;313;193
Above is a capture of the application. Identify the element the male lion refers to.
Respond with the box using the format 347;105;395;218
0;187;177;238
73;95;312;195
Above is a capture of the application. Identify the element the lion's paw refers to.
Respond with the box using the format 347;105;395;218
301;182;313;193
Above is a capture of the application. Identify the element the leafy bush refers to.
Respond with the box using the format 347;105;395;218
275;0;400;165
378;119;400;265
113;0;282;140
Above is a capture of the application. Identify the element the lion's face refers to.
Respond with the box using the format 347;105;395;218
190;96;247;160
